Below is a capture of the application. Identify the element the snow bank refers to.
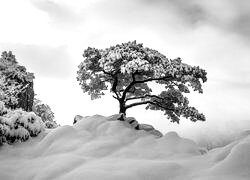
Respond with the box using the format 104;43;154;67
0;114;249;180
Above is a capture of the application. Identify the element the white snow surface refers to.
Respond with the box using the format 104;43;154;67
0;114;250;180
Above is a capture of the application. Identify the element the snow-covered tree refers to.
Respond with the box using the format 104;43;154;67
32;98;59;129
77;41;207;123
0;51;35;111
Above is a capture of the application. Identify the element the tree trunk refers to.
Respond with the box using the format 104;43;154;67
118;100;126;121
119;103;126;114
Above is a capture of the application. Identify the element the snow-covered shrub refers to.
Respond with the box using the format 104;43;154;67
44;120;58;129
32;98;59;129
0;101;44;145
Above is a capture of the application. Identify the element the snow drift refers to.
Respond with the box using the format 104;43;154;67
0;115;250;180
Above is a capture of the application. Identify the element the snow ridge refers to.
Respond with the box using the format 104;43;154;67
0;115;249;180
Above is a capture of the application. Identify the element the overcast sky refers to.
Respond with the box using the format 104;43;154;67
0;0;250;141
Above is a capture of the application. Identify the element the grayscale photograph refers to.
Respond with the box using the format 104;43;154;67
0;0;249;179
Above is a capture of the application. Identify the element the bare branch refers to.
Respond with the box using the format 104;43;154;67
112;95;119;100
126;94;164;101
120;73;137;101
136;76;173;84
125;100;174;111
113;89;120;99
102;69;121;99
125;101;152;109
121;75;173;102
125;96;145;101
102;70;113;76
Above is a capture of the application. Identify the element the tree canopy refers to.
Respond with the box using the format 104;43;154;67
77;41;207;123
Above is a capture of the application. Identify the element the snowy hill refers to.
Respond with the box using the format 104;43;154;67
0;115;250;180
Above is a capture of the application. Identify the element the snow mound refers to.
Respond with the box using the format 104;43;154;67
0;115;249;180
207;134;250;179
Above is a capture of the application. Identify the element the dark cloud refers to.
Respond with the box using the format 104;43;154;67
92;0;250;40
0;43;72;78
144;0;207;25
231;14;250;39
31;0;83;27
145;0;250;40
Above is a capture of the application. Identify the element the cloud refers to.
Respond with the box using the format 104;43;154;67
145;0;250;40
31;0;83;27
145;0;207;25
0;43;72;78
199;0;250;40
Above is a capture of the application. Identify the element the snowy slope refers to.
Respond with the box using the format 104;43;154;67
0;115;249;180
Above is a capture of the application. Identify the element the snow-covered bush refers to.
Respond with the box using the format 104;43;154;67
0;101;44;145
32;98;59;129
44;120;58;129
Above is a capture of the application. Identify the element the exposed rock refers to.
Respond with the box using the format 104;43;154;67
198;147;208;155
117;113;125;121
125;117;139;129
17;82;34;112
138;124;155;131
106;114;121;121
73;115;84;124
125;117;162;137
147;129;163;137
125;117;136;123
